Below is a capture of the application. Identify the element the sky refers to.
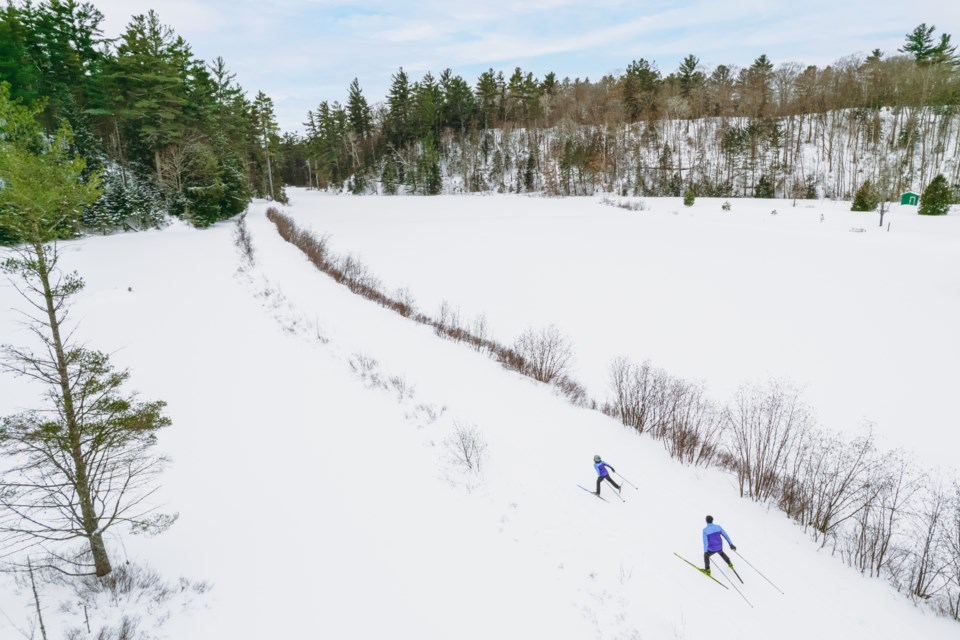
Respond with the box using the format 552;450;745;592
87;1;960;132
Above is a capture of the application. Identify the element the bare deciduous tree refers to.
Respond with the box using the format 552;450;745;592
844;450;919;578
910;483;950;600
727;381;812;500
609;357;657;434
801;429;881;544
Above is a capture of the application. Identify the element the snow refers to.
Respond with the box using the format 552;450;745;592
0;193;958;638
279;191;960;471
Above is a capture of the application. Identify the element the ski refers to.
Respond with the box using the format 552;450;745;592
674;553;729;589
578;485;609;502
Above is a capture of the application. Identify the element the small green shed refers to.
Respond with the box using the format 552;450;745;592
900;191;919;206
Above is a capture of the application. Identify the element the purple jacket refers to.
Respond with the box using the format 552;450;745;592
703;523;733;552
594;460;614;477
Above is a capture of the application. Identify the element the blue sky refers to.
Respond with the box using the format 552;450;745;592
90;1;960;132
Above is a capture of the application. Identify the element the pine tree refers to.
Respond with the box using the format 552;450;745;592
439;69;474;134
417;142;442;195
742;54;774;117
918;174;951;215
475;69;501;130
381;159;398;195
413;72;442;146
385;67;413;148
0;6;41;104
253;90;282;200
851;180;880;211
677;55;704;99
900;24;959;66
346;78;372;140
754;174;774;198
621;59;661;121
104;11;188;183
684;189;696;206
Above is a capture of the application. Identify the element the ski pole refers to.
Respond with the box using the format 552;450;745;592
613;471;638;490
734;551;784;594
714;565;753;608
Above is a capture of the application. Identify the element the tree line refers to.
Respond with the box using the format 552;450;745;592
0;0;285;244
3;6;957;244
286;24;959;201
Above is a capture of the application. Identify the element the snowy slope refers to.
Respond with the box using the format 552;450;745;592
0;202;957;639
278;190;960;472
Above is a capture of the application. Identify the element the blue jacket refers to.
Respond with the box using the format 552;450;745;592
703;523;733;552
594;460;614;477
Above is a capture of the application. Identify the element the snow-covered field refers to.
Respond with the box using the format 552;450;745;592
282;190;960;472
0;195;958;638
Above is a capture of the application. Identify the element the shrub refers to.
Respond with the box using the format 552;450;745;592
683;189;695;207
513;325;574;384
444;422;487;473
721;200;732;211
233;213;255;265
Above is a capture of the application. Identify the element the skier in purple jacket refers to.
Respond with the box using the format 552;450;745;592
593;455;621;496
702;515;737;575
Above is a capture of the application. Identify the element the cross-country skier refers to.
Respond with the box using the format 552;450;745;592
702;515;736;576
593;455;621;496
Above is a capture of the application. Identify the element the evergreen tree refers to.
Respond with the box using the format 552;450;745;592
346;77;372;140
439;69;474;134
754;174;774;198
475;69;501;130
104;11;188;183
851;180;880;211
417;142;442;195
0;6;41;104
677;55;704;99
252;90;282;200
0;83;101;242
900;24;959;66
621;59;660;121
742;54;774;117
506;67;528;123
381;159;398;194
683;188;696;206
918;174;951;215
385;67;414;148
413;72;442;146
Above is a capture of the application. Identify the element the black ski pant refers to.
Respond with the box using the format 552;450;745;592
704;550;731;571
596;475;621;494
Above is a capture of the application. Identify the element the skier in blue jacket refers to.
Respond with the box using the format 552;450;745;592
593;455;621;496
702;515;736;575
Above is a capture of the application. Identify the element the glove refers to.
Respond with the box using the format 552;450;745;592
730;545;737;551
610;468;616;473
